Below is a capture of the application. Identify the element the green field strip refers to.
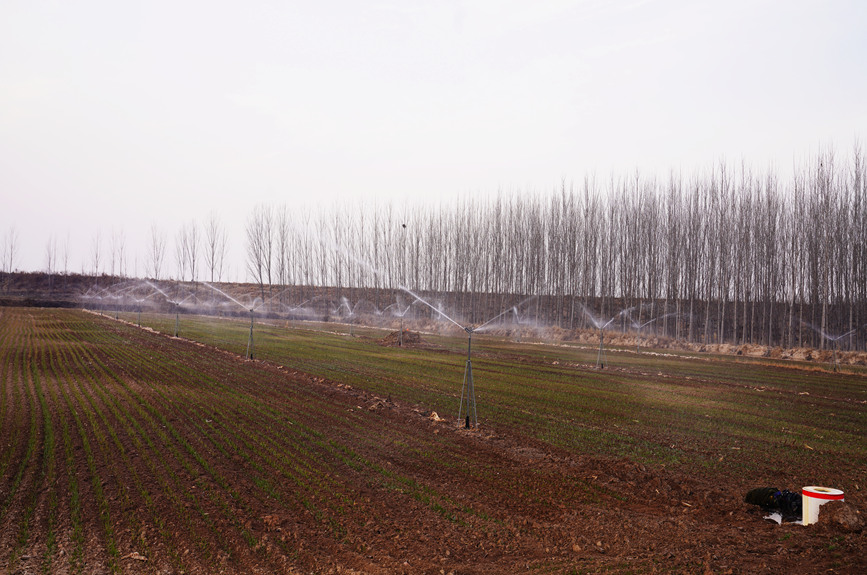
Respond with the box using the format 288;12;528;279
56;311;867;514
62;311;305;570
111;310;867;482
93;312;396;560
25;334;60;573
96;318;397;541
1;315;47;572
104;312;518;546
43;336;87;572
0;310;27;489
49;324;262;571
82;324;311;570
0;314;40;524
52;339;123;572
39;322;84;574
51;313;220;570
53;339;198;572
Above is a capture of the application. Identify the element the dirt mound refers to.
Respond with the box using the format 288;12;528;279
380;329;423;347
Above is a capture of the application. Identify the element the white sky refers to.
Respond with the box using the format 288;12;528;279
2;0;866;278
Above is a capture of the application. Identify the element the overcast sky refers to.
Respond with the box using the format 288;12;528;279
2;0;865;277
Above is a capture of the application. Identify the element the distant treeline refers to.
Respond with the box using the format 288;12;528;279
6;148;866;351
240;148;866;350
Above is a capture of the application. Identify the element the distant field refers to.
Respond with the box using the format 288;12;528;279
129;310;867;483
1;308;865;574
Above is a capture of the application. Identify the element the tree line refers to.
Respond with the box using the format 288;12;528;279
6;147;865;351
241;148;866;351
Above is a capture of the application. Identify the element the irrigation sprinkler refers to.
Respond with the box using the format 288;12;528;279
399;287;479;427
246;310;255;359
400;287;539;429
636;318;653;354
579;305;634;369
596;327;607;369
630;314;677;354
827;329;856;372
335;297;363;337
202;282;264;359
801;321;858;372
384;299;417;347
459;327;478;429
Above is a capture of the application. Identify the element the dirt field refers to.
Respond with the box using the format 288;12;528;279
0;308;864;574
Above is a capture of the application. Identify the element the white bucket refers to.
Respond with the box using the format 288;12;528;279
802;486;844;526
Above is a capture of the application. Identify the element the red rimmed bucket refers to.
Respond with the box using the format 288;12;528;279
802;486;844;525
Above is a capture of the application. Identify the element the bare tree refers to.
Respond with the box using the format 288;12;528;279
146;224;167;280
110;229;126;278
45;234;58;291
175;227;188;282
276;206;291;304
2;228;19;272
63;232;70;276
217;149;867;352
184;221;198;284
91;230;102;277
204;211;228;282
176;220;199;285
246;205;274;302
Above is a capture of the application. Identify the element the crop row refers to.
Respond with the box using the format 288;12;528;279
125;311;867;485
7;308;608;572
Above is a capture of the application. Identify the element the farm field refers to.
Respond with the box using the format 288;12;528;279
1;307;865;574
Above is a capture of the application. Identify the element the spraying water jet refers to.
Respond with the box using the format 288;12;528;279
800;322;859;371
578;305;635;369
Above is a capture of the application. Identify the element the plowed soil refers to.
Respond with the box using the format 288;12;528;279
0;308;864;574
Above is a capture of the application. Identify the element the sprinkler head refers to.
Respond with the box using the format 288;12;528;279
465;326;473;334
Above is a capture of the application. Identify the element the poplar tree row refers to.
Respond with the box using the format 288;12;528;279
246;147;866;350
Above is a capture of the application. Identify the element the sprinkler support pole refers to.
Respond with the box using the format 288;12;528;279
596;327;606;369
458;327;478;429
174;305;179;337
246;310;254;359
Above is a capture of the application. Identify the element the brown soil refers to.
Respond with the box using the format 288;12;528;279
380;330;424;347
0;308;864;574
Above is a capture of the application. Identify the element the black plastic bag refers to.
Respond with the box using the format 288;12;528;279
745;487;803;521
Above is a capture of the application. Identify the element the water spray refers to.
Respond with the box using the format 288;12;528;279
828;329;856;371
386;299;417;347
335;297;363;337
579;305;635;369
202;282;264;358
400;287;541;429
629;314;665;354
801;321;858;372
